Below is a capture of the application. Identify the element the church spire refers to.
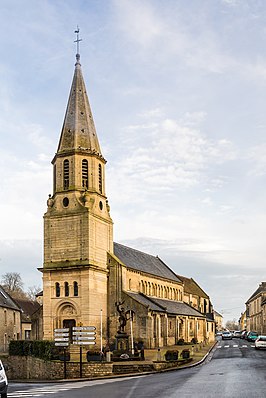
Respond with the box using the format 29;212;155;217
56;28;104;160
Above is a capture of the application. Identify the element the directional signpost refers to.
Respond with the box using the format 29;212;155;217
72;326;96;377
54;328;70;378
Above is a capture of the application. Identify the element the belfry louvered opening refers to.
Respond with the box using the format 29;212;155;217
63;159;69;190
99;164;102;193
82;159;88;189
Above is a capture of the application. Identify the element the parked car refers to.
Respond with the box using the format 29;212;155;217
255;335;266;350
0;360;8;398
216;331;223;337
222;331;232;340
240;330;248;339
233;331;242;338
246;331;259;342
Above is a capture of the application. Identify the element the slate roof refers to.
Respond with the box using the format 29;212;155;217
246;282;266;304
114;242;181;283
125;291;205;317
14;298;41;322
176;275;209;299
0;286;21;311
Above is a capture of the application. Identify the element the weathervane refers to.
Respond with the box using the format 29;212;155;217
74;26;82;55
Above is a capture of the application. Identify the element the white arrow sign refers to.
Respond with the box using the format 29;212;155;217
55;337;69;342
55;342;69;346
72;331;96;336
73;336;96;341
73;326;96;331
54;333;69;338
54;328;69;333
73;341;96;345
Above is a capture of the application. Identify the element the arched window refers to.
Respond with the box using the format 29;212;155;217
98;164;102;193
82;159;88;189
55;282;60;297
129;279;131;290
63;160;69;190
65;282;69;297
73;281;78;297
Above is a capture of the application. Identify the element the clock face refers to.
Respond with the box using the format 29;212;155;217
63;197;69;207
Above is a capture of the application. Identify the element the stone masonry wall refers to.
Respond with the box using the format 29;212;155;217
5;356;113;380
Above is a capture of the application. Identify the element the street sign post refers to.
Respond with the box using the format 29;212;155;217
72;326;96;377
54;328;70;378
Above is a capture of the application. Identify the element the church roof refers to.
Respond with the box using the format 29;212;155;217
114;242;182;283
56;54;103;159
0;286;21;311
176;275;209;299
125;292;205;317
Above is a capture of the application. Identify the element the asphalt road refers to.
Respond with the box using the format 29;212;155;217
7;338;266;398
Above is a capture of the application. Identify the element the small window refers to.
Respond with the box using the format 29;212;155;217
74;281;78;297
63;197;69;207
13;312;16;325
98;164;102;193
65;282;69;297
55;282;60;297
82;159;88;189
4;310;7;325
63;159;69;190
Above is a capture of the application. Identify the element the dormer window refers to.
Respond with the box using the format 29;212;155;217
63;160;69;190
98;164;102;193
82;159;88;189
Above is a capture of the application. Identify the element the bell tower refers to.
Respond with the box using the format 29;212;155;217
41;35;113;341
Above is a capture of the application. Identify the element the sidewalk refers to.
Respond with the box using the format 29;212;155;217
144;341;216;364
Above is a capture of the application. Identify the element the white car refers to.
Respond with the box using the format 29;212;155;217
255;335;266;350
0;360;8;398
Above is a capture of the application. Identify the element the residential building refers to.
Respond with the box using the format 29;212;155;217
0;286;21;353
245;282;266;334
214;310;223;331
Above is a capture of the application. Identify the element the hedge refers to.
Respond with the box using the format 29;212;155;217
9;340;57;360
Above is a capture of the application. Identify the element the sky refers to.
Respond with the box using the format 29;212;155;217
0;0;266;324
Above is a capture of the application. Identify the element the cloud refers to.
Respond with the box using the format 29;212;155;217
109;113;238;206
247;143;266;176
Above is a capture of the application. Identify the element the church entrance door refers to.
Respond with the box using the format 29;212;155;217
63;319;76;343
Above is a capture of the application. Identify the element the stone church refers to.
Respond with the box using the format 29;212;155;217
39;51;215;349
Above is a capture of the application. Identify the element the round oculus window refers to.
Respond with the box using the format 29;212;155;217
63;197;69;207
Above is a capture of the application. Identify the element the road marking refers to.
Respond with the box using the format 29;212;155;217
240;345;247;348
224;345;230;348
233;345;238;347
9;376;147;397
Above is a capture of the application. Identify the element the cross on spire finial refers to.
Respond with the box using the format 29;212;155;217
74;26;82;64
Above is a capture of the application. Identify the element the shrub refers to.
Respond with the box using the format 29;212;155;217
165;350;178;361
177;338;185;345
9;340;56;360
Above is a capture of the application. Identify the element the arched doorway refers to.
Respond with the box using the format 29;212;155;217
57;303;78;343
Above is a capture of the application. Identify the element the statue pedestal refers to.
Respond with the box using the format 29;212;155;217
115;333;129;351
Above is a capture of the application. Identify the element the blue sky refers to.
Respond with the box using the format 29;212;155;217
1;0;266;323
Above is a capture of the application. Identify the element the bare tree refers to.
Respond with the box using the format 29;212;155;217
1;272;27;299
225;319;239;331
27;285;41;301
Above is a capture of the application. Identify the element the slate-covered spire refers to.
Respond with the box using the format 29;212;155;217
56;53;103;159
